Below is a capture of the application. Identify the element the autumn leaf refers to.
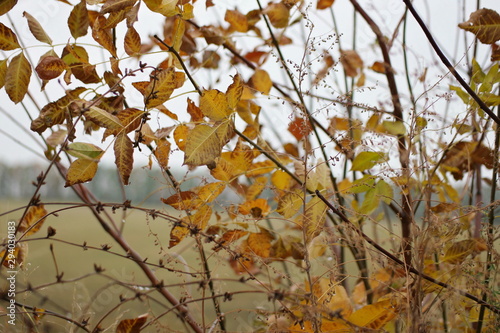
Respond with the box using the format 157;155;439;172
184;121;234;167
143;0;179;17
116;314;148;333
124;26;141;56
225;9;249;32
0;22;20;50
0;59;7;88
18;205;48;236
200;89;230;121
442;239;487;264
103;108;144;140
67;142;104;160
169;206;212;248
299;196;327;242
340;49;363;77
162;191;201;210
247;229;274;258
114;133;134;185
288;117;311;141
347;300;397;329
458;8;500;44
317;0;335;10
35;55;67;80
65;158;99;187
5;52;31;104
145;67;184;108
351;151;385;171
249;68;272;94
264;2;289;29
91;15;117;57
100;0;137;14
239;198;271;218
23;11;52;44
0;0;17;16
154;139;171;169
68;0;89;39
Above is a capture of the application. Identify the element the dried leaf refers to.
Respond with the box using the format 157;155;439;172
226;74;243;111
46;129;67;147
288;117;311;141
162;191;201;210
184;121;234;167
65;158;99;187
264;2;289;28
18;205;48;236
23;11;52;44
247;230;274;258
239;198;271;218
340;49;363;77
145;67;184;108
174;124;188;151
200;89;230;121
187;97;204;122
458;8;500;44
225;9;249;32
86;106;123;130
197;182;226;203
124;26;141;56
347;300;397;329
0;22;20;50
116;314;148;333
67;142;104;160
92;16;117;57
100;0;137;14
0;59;8;88
0;0;17;16
114;133;134;185
103;108;144;140
154;139;171;169
35;55;66;80
370;61;386;74
68;0;89;39
5;52;31;103
143;0;179;17
443;239;487;264
299;196;327;242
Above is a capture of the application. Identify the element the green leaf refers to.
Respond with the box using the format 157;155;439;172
349;175;376;194
382;121;406;135
351;152;384;171
450;85;470;104
358;187;379;215
375;179;393;205
67;142;104;160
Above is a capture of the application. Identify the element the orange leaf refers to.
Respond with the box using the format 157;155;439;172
187;98;204;122
0;22;20;50
226;74;243;111
174;124;188;151
249;68;272;94
19;205;48;236
239;198;271;218
5;52;31;103
65;158;99;187
116;314;148;333
154;139;171;169
288;117;311;141
216;229;248;250
347;300;397;329
369;61;386;74
23;11;52;44
245;176;267;201
317;0;335;10
103;108;144;140
35;55;66;80
124;26;141;56
114;133;134;185
68;0;89;39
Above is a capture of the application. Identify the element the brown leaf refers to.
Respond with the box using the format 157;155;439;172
442;141;494;180
65;158;99;187
288;117;311;141
143;0;179;17
154;139;171;169
23;11;52;44
492;43;500;61
0;0;17;16
369;61;386;74
124;26;141;56
68;0;89;39
174;124;188;151
18;205;48;236
340;49;363;77
0;22;20;50
216;229;248;250
92;15;117;57
35;55;66;80
5;52;31;104
114;133;134;185
100;0;137;14
161;191;201;210
116;314;148;333
226;73;243;111
317;0;335;10
187;97;204;122
458;8;500;44
0;59;8;88
145;67;184;108
247;229;274;258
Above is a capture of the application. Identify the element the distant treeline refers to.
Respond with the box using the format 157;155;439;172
0;163;193;204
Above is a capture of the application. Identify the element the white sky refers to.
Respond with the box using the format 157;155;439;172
0;0;498;168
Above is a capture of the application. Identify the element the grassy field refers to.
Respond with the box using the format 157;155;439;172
0;200;280;332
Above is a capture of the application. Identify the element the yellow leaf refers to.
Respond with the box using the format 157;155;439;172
103;108;144;140
184;121;234;167
245;176;267;201
225;9;249;32
5;52;31;104
0;22;20;50
114;133;134;185
200;89;230;121
174;124;188;151
143;0;179;17
442;238;487;264
154;139;171;169
197;182;226;203
162;191;201;210
226;74;243;111
246;160;276;177
264;2;289;28
19;205;48;236
216;229;248;250
271;170;293;191
210;148;254;181
458;8;500;44
35;55;66;80
68;0;89;39
124;26;141;56
23;11;52;44
277;189;303;218
239;198;271;218
347;300;397;329
65;158;98;187
250;68;272;94
298;196;327;242
86;106;123;130
0;59;8;88
247;230;274;258
116;314;148;333
145;67;184;108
